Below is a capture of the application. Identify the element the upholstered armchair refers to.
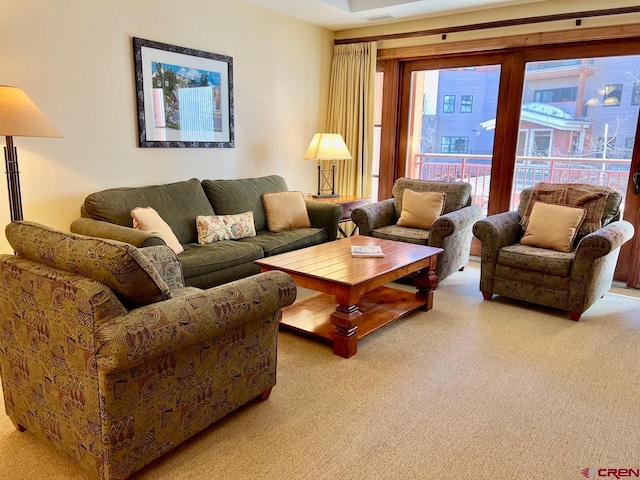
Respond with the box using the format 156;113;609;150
0;221;296;480
351;178;483;281
472;184;635;320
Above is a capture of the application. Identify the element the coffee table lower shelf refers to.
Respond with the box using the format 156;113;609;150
279;285;426;352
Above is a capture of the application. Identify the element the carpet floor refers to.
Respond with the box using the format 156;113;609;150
1;263;639;479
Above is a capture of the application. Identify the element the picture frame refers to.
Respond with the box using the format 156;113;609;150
132;37;234;148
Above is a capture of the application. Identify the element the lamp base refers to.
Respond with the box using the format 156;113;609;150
311;193;340;198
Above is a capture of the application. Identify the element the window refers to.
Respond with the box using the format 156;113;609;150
625;136;635;158
603;83;623;106
443;95;455;113
441;136;469;153
461;95;473;113
632;83;640;106
533;87;578;103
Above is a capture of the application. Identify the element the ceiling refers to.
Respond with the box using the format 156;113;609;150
244;0;552;30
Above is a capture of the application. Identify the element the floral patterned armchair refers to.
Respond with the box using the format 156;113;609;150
472;185;635;320
0;221;296;479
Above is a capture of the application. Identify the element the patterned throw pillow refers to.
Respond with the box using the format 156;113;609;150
196;211;256;244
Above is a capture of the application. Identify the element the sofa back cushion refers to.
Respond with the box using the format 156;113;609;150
6;221;171;309
392;178;472;219
83;178;214;245
202;175;289;232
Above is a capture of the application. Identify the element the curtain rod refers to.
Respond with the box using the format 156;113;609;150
334;6;640;45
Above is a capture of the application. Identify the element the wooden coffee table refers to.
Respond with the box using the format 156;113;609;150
255;237;442;358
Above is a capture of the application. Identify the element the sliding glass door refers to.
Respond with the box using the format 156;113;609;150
401;63;501;214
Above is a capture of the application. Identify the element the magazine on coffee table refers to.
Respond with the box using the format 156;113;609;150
350;245;384;258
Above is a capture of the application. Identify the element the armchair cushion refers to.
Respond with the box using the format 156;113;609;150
396;190;445;229
498;244;575;276
6;221;171;308
520;202;586;252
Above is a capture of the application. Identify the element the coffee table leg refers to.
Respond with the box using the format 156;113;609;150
330;305;362;358
414;267;438;311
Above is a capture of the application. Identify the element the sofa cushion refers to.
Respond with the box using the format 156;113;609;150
201;175;289;232
131;206;184;254
196;212;256;244
392;178;472;219
179;241;264;279
238;228;327;256
5;221;171;308
84;178;214;245
498;243;575;277
262;191;311;232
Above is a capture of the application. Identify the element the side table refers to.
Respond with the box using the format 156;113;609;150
310;195;369;237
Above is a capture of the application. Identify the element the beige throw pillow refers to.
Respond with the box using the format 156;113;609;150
262;191;311;232
520;202;586;252
396;190;446;229
131;207;184;254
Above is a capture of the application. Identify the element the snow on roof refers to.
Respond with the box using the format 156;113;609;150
522;102;574;119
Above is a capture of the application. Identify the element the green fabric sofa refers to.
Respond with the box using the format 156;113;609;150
0;221;297;479
70;175;342;289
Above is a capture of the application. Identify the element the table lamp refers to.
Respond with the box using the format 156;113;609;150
0;86;63;222
304;133;352;198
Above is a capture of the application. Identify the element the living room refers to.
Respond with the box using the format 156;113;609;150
1;0;640;479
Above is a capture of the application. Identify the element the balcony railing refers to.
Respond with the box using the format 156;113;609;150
413;153;631;212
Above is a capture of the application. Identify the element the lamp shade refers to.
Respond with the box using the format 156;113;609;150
304;133;352;161
0;86;63;138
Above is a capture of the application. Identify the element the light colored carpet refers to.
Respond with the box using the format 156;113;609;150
1;262;640;479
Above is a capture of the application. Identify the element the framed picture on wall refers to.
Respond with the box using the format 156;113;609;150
132;37;234;148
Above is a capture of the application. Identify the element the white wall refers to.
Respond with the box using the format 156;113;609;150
0;0;334;253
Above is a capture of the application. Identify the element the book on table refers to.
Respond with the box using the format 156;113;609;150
350;245;384;257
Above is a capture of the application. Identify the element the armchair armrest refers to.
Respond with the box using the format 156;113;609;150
472;211;523;254
350;199;395;236
96;270;296;372
574;220;635;262
305;200;343;241
70;217;165;248
139;245;185;291
430;205;483;246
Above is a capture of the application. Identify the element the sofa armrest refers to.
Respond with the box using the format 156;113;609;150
70;217;166;248
305;200;343;241
96;270;296;372
430;205;483;246
350;199;395;236
139;245;185;291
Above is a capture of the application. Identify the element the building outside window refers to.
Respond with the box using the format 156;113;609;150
461;95;473;113
443;95;455;113
441;136;469;153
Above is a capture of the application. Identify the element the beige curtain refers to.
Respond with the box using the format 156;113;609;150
324;42;377;198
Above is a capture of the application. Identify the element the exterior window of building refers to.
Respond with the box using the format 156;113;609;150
533;87;578;103
441;136;469;153
443;95;455;113
625;136;635;158
603;83;623;106
632;83;640;106
461;95;473;113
